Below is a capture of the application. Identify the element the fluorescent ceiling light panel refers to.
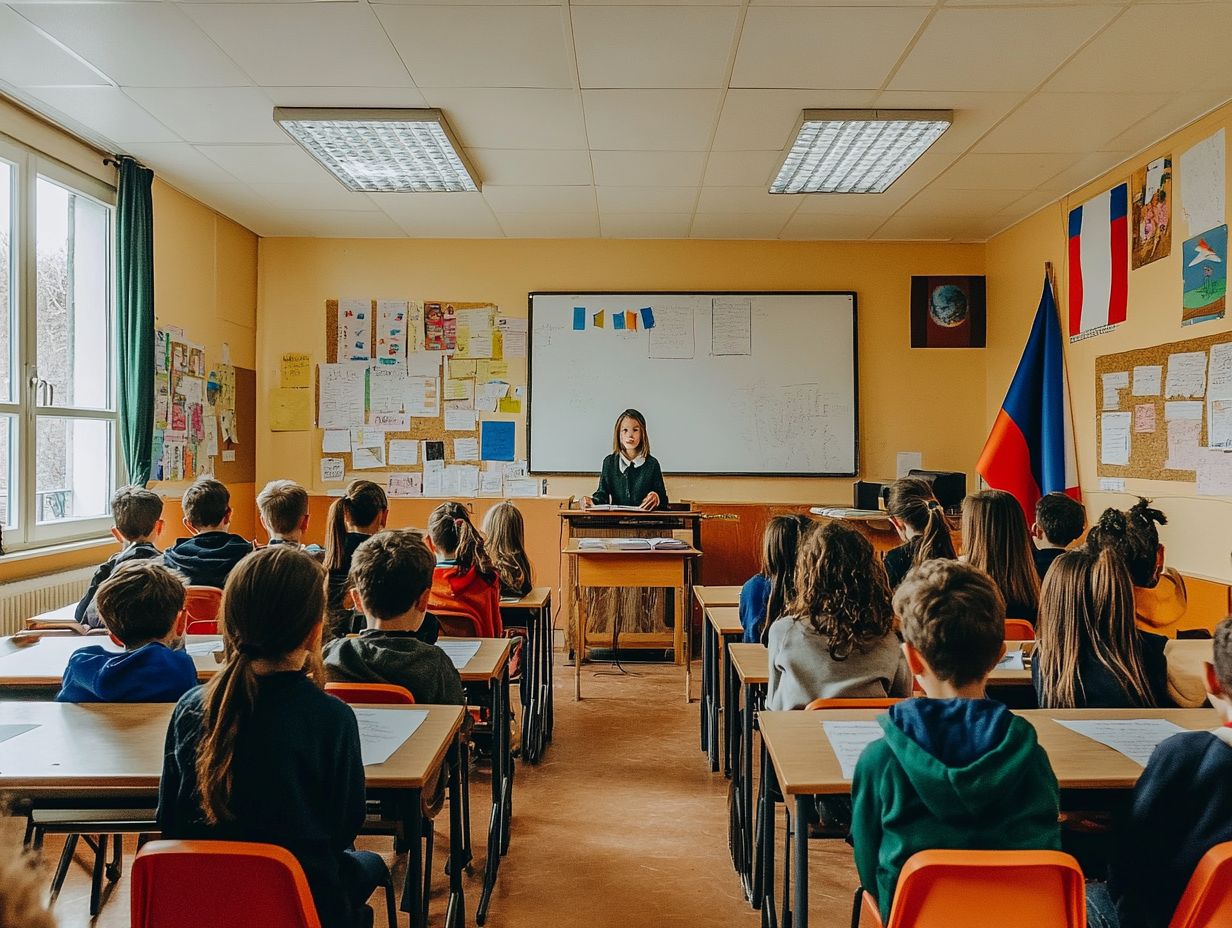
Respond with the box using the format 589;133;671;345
770;109;951;195
274;107;480;193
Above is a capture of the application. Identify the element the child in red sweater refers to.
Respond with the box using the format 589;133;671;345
427;501;502;638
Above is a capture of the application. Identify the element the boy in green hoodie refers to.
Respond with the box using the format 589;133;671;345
851;559;1062;920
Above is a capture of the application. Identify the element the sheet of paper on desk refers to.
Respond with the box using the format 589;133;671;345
186;640;224;655
996;650;1025;671
353;708;429;766
437;639;482;669
0;723;39;745
821;721;885;780
1053;718;1186;767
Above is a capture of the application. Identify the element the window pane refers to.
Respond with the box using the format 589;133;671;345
0;160;12;404
37;177;111;410
0;414;12;530
36;416;111;524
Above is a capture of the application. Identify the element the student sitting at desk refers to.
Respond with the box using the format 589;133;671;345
428;501;503;638
961;489;1040;622
322;479;389;640
257;479;324;560
76;485;165;629
1031;491;1086;580
578;408;668;511
740;514;812;644
162;477;254;590
482;501;534;599
882;477;956;590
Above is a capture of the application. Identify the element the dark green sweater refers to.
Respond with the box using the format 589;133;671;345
590;453;668;508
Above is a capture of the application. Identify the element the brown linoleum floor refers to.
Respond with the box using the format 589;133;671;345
6;653;859;927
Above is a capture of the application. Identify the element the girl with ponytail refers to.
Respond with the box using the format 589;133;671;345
323;479;388;638
427;501;503;637
158;546;389;928
883;477;957;589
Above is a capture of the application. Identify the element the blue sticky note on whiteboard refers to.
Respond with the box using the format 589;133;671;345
640;307;655;329
573;307;586;330
613;312;625;330
481;420;516;462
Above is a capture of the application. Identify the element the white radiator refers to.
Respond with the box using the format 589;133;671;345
0;567;94;635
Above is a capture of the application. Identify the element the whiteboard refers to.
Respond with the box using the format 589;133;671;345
528;292;858;476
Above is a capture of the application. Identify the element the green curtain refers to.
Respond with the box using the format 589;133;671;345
115;157;155;486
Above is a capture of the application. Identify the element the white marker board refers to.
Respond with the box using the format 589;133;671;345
528;292;858;476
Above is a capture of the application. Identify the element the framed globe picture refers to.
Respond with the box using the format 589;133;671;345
910;275;986;348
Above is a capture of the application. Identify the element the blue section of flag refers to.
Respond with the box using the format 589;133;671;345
1109;183;1128;222
573;307;585;330
1004;278;1067;494
1067;205;1083;240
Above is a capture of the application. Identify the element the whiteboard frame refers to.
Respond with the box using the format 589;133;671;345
526;290;860;477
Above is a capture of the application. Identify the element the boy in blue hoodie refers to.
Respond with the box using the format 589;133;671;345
851;559;1062;920
57;561;198;703
162;477;253;588
76;485;165;629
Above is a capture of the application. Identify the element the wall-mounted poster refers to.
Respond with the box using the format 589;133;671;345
1182;225;1227;326
1131;156;1172;269
910;276;986;348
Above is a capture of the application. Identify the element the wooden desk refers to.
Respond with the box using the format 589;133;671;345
693;585;741;761
986;642;1035;688
727;643;769;902
562;541;701;701
27;603;79;625
0;701;468;928
693;585;741;610
702;606;744;775
500;587;554;764
0;636;224;691
758;706;1214;928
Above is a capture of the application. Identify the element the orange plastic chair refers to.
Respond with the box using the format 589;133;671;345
325;682;415;705
429;608;481;638
806;697;904;712
1005;618;1036;641
1168;842;1232;928
855;850;1086;928
132;840;322;928
184;586;223;635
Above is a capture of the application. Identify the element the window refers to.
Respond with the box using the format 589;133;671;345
0;134;117;550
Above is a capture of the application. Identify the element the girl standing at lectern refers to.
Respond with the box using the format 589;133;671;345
580;409;669;511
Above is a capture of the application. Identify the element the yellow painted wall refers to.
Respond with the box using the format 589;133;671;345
258;238;986;503
986;99;1232;583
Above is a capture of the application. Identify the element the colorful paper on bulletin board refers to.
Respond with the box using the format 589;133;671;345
155;330;170;373
442;313;457;350
424;440;445;462
154;373;170;428
425;302;447;350
1131;156;1172;270
573;307;585;330
280;353;312;389
478;359;509;380
376;300;409;365
454;326;472;358
269;387;312;431
498;396;521;414
339;298;371;361
480;420;516;462
1182;225;1227;326
640;307;655;329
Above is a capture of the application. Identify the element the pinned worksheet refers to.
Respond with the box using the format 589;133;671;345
353;708;428;766
821;720;885;779
1053;718;1186;767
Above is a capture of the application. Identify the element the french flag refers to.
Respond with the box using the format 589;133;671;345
1068;183;1128;339
977;276;1080;516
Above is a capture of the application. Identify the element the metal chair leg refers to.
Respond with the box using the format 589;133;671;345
48;834;78;904
106;833;123;881
423;821;435;927
850;887;864;928
381;868;397;928
89;834;108;916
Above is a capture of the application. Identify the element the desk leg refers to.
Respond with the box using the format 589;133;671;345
740;682;756;902
400;789;424;927
446;739;466;928
728;672;743;870
722;635;736;778
679;583;689;701
794;795;810;928
477;669;509;925
574;579;584;701
699;610;711;754
760;760;779;928
544;600;555;741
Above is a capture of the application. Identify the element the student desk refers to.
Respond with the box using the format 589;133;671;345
562;540;701;701
27;603;79;625
448;636;514;926
499;587;554;764
757;707;1214;928
728;642;769;903
0;701;469;928
702;605;743;775
694;585;741;769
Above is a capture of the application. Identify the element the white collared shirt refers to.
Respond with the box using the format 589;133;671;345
618;453;646;473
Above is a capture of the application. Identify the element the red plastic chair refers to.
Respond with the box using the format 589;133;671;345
1005;618;1036;641
429;608;481;638
1168;842;1232;928
806;697;904;712
325;682;415;705
184;586;223;635
855;849;1086;928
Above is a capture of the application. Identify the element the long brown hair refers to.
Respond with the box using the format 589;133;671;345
428;501;495;581
323;479;388;572
961;489;1040;617
1035;548;1154;708
757;514;813;643
886;477;956;567
482;501;533;592
789;521;894;660
611;408;649;457
194;547;326;824
1085;497;1167;588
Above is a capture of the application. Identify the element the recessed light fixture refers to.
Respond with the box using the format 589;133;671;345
770;109;952;195
274;107;480;193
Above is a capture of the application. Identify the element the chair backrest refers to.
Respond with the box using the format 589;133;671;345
184;586;223;635
1004;619;1036;641
324;682;415;705
872;850;1085;928
132;840;321;928
805;697;904;712
429;608;481;638
1168;842;1232;928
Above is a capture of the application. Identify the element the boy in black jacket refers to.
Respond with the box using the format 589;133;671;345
1103;617;1232;928
162;477;253;588
77;485;165;628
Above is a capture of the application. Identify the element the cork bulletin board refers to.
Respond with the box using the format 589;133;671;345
1096;330;1232;480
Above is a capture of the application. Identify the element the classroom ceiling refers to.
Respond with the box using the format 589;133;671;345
1;0;1230;242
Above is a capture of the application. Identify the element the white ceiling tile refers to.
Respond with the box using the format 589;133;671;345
370;192;504;237
696;186;799;215
869;216;956;241
133;142;247;189
12;2;251;88
265;87;430;109
595;186;697;213
582;89;722;151
255;209;406;238
1105;91;1232;155
125;87;284;144
257;182;380;213
374;5;573;89
590;150;706;186
570;0;740;5
703;150;781;187
196;144;334;185
164;181;267;226
181;3;412;88
482;185;596;213
0;7;109;88
464;149;593;187
690;212;789;239
599;213;693;238
711;89;879;152
888;7;1119;93
893;185;1028;219
572;6;739;89
1034;151;1132;197
424;89;586;150
23;87;177;146
779;212;882;241
498;212;601;237
752;0;933;6
977;92;1174;154
871;90;1019;153
932;153;1077;191
994;189;1064;227
732;7;928;90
